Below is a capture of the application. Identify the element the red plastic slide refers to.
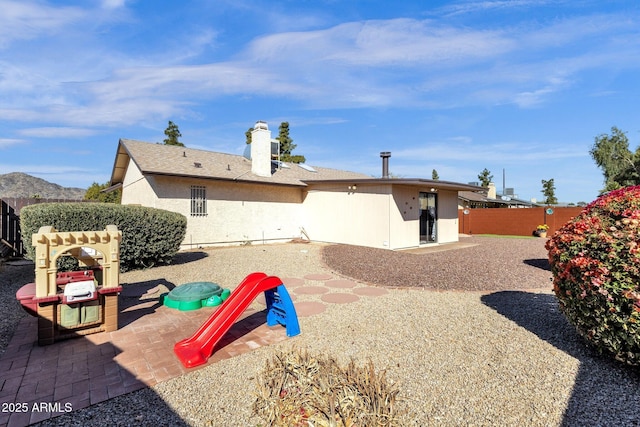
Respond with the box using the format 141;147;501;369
174;272;283;368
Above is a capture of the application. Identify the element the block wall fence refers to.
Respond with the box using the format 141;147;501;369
458;207;584;237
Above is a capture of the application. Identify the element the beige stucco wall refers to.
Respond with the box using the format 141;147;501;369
435;190;460;244
389;185;421;249
120;160;158;207
125;173;304;249
302;184;460;250
119;160;460;250
189;180;303;248
302;184;393;248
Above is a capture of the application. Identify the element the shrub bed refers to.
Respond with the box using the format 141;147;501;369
253;348;408;426
20;203;186;271
546;186;640;365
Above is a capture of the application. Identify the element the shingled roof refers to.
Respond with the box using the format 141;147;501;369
110;139;371;187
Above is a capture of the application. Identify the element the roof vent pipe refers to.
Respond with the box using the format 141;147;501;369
380;152;391;179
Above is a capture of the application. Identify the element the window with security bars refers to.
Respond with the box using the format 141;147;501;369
190;186;207;216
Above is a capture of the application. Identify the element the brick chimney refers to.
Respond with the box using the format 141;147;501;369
251;121;272;177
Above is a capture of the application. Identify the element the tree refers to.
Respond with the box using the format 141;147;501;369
163;121;185;147
432;169;439;180
478;168;493;187
541;178;558;205
84;182;121;203
590;126;640;192
245;127;253;144
277;122;305;164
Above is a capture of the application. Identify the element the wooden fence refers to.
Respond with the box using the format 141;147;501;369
1;199;23;257
458;206;584;237
0;198;87;258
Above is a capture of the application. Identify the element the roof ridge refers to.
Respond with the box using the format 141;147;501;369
120;138;245;159
114;138;370;187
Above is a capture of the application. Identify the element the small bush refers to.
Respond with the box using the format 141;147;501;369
546;186;640;365
20;203;186;272
253;348;408;426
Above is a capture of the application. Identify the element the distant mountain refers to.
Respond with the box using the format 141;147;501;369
0;172;86;199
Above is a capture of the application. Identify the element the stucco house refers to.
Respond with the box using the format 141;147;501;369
109;121;480;250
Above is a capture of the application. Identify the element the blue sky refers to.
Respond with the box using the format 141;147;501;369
1;0;639;204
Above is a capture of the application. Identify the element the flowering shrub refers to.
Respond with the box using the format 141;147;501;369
546;186;640;365
537;224;549;231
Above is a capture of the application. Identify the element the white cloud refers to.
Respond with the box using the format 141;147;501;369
512;86;556;108
0;164;89;174
1;5;639;129
289;116;349;127
392;140;588;163
101;0;127;9
438;0;560;17
0;0;85;48
0;138;24;148
18;127;98;138
329;20;513;66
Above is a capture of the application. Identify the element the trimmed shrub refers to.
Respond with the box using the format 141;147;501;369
546;186;640;365
253;348;408;426
20;203;186;272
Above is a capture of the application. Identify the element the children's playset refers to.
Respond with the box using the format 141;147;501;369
162;281;231;310
173;271;300;368
15;226;300;368
15;225;122;345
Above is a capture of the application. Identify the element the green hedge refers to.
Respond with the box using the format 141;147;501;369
20;203;186;272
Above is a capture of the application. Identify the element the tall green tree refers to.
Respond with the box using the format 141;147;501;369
245;127;254;144
590;126;640;192
84;182;121;203
163;121;185;147
277;122;305;164
432;169;439;180
478;168;493;187
541;178;558;205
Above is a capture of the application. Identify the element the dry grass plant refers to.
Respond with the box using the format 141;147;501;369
253;348;408;426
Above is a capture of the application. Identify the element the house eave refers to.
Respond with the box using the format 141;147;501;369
109;140;131;185
142;171;308;188
303;178;483;192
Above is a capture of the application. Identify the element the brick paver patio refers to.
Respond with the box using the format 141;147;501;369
0;274;387;426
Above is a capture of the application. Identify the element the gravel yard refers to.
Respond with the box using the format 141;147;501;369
322;236;553;291
2;236;640;426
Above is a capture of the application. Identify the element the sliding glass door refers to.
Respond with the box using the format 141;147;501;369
419;192;437;244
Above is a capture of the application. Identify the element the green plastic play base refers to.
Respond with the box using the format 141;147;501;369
163;282;230;311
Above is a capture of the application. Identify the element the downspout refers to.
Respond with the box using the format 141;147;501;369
388;190;392;249
380;151;392;248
